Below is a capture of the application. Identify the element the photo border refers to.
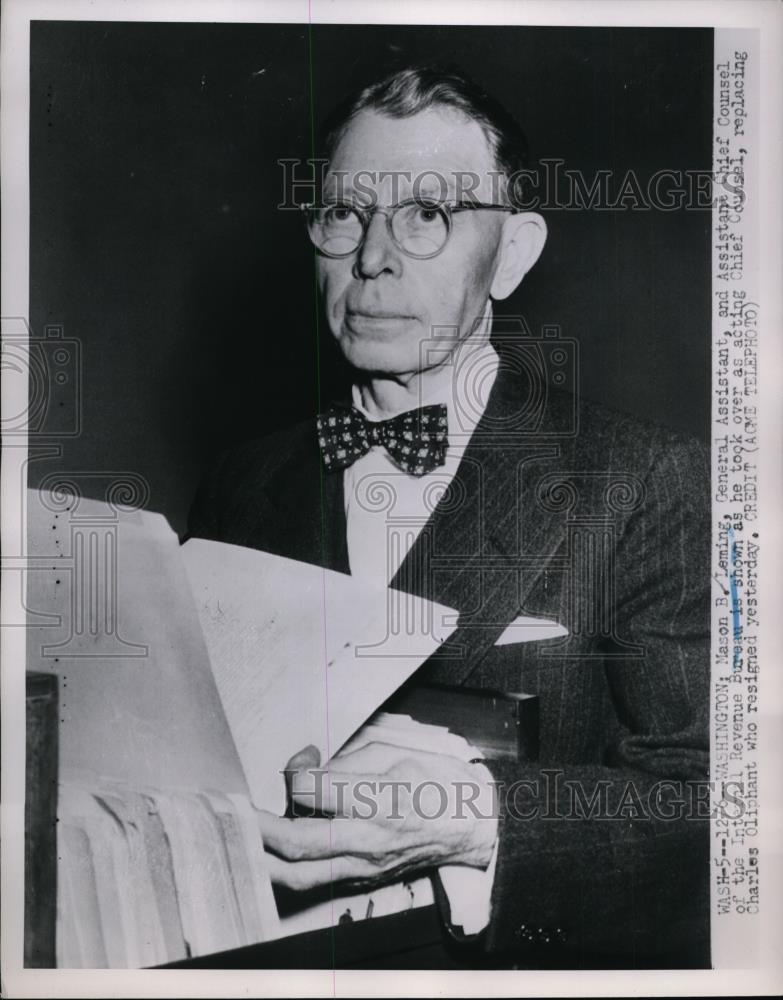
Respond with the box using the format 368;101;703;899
2;1;781;997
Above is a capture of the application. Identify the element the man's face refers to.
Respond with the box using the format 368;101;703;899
317;108;508;377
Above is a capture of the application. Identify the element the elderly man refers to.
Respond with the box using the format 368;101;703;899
189;66;710;967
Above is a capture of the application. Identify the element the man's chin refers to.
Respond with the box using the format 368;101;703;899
335;332;421;377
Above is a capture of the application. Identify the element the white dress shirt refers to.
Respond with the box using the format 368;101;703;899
342;306;499;934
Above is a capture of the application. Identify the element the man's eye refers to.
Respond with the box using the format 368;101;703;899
415;205;442;224
325;206;356;224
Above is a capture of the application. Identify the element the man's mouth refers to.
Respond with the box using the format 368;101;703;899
344;308;416;333
346;308;414;320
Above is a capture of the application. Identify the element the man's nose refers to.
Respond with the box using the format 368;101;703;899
353;210;401;279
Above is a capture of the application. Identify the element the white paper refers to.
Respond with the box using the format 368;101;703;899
25;490;249;796
181;539;459;814
494;614;568;646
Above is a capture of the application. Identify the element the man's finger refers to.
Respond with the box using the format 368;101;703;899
285;744;321;772
256;811;335;859
256;810;394;861
327;741;428;775
263;850;380;891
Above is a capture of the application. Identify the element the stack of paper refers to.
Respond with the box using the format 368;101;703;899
56;779;280;967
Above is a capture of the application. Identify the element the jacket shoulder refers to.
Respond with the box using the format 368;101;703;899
544;387;708;476
217;419;317;481
186;418;317;541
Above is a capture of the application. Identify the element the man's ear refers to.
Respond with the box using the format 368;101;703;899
490;212;548;301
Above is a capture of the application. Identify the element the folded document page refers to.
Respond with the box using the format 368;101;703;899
181;539;459;814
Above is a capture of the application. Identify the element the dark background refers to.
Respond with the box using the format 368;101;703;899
30;22;713;533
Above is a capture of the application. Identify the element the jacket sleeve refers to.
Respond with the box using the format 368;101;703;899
480;433;711;965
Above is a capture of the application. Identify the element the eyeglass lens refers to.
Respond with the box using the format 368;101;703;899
309;203;450;258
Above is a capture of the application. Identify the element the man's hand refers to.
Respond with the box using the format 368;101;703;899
257;743;498;892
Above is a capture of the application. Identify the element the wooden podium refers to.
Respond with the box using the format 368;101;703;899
25;673;58;968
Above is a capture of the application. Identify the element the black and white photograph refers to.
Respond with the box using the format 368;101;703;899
1;1;781;996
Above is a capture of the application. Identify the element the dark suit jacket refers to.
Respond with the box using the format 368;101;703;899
188;359;710;968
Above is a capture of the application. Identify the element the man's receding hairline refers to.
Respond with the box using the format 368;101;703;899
319;65;528;206
327;104;506;176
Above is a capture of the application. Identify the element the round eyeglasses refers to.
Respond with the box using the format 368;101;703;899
301;199;517;260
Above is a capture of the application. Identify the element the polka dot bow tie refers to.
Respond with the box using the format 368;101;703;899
317;403;449;477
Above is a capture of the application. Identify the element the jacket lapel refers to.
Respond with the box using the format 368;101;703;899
391;361;570;684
